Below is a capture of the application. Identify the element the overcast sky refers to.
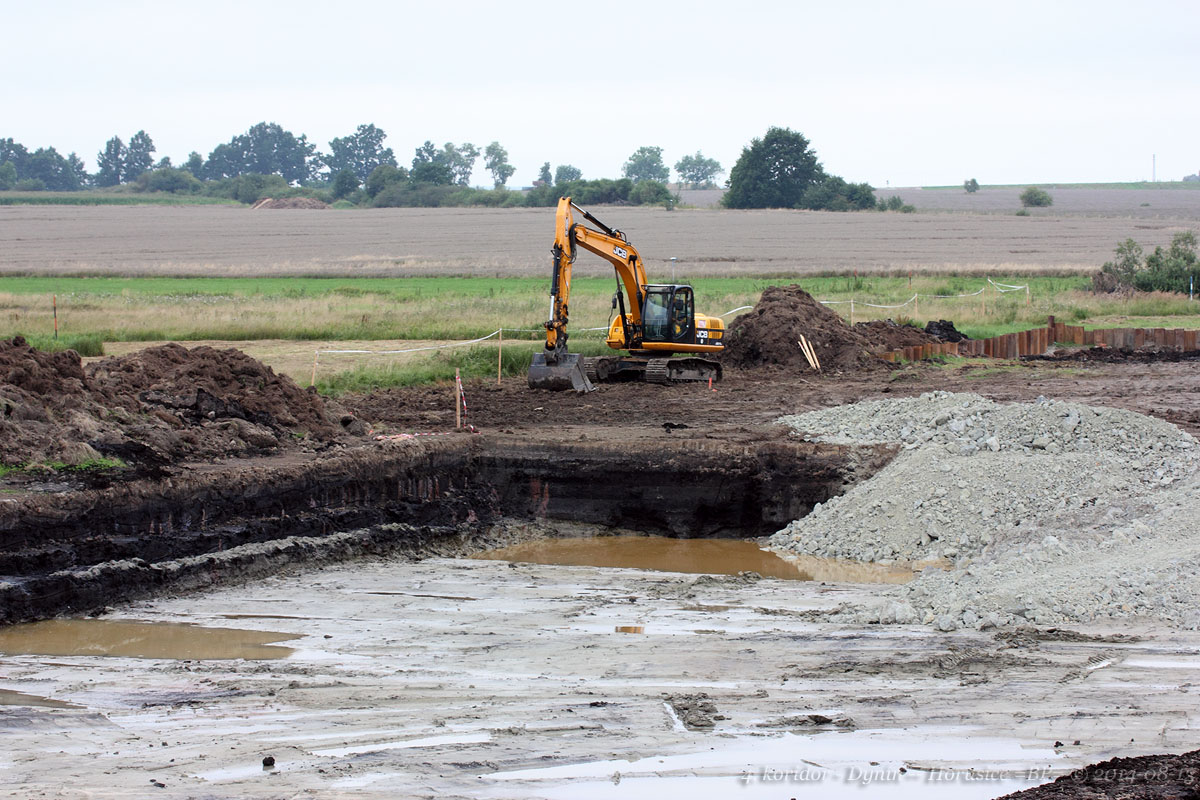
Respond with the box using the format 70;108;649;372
6;0;1198;187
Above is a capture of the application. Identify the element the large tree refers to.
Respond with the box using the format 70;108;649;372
622;146;668;183
442;142;479;186
25;147;82;191
0;139;30;178
325;123;396;183
554;164;581;184
125;130;156;179
183;151;204;178
483;141;515;188
410;141;454;185
722;127;824;209
95;136;126;187
204;122;317;183
66;152;89;188
674;151;723;188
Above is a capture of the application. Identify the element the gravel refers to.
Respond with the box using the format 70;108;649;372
770;392;1200;630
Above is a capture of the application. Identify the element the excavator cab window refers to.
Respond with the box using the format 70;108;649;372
642;285;693;343
643;288;671;341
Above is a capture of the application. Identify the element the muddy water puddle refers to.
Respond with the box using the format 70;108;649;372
0;619;300;660
473;535;923;584
0;689;79;709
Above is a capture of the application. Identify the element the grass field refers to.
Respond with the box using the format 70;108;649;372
0;192;238;206
8;274;1200;392
8;273;1182;346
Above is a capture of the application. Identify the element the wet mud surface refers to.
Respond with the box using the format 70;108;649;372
3;558;1199;799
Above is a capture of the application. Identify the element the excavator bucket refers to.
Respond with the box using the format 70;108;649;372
528;351;595;393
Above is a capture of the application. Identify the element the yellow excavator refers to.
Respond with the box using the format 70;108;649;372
528;197;725;392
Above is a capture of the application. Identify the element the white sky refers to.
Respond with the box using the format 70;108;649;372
5;0;1199;187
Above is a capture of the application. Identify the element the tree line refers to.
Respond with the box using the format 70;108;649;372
0;123;728;208
1;123;884;212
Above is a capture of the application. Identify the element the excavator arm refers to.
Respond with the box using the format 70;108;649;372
543;198;647;355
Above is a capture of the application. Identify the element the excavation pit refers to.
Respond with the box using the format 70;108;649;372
0;434;895;623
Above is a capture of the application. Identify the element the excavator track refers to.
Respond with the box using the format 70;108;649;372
580;356;722;385
664;357;722;383
644;359;671;384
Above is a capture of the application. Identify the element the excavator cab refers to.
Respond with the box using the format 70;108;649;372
641;285;695;344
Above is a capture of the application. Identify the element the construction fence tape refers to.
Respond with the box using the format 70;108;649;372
988;278;1029;292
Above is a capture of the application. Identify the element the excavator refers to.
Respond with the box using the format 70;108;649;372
528;196;725;392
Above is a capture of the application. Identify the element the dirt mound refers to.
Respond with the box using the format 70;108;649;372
924;319;971;342
0;337;99;465
251;197;330;210
998;748;1200;799
722;285;874;371
0;338;347;469
852;319;938;350
90;344;335;437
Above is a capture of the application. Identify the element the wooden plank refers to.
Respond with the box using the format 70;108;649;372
1134;328;1145;347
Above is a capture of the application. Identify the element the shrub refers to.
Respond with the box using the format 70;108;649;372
1093;232;1197;294
135;167;202;194
365;164;408;198
331;169;360;200
1019;186;1053;207
964;178;979;193
628;179;672;206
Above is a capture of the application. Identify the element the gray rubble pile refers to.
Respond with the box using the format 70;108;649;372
770;392;1200;630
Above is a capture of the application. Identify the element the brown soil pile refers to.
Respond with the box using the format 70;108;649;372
852;319;939;350
998;748;1200;799
722;285;875;371
251;197;330;210
0;338;346;469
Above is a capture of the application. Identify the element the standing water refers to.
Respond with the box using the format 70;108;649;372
473;535;925;584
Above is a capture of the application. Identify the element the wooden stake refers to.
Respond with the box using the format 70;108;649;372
53;295;58;340
798;336;821;372
1026;285;1031;306
849;299;855;326
309;351;319;387
455;368;462;429
497;328;503;386
797;340;815;371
